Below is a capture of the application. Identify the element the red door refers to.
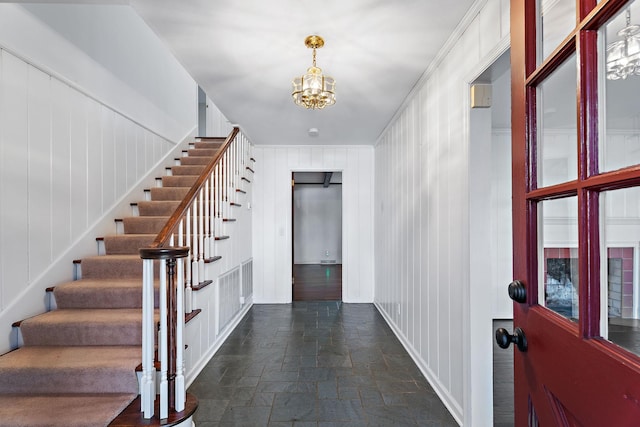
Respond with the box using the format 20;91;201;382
507;0;640;425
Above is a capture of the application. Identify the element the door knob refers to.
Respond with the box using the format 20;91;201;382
495;327;528;352
508;280;526;303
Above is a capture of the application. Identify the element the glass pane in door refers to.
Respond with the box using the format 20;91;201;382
538;0;576;62
537;54;578;188
539;197;579;321
601;0;640;172
601;187;640;356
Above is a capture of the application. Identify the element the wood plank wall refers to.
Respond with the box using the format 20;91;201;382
252;146;374;304
0;48;175;352
374;0;510;425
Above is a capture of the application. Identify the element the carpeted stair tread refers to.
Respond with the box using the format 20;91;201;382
187;148;218;157
80;255;156;279
0;393;137;427
161;175;198;187
137;200;181;216
149;186;190;201
178;156;214;166
0;346;141;394
170;164;206;176
53;278;159;309
194;139;224;148
103;234;157;255
122;216;169;234
20;309;155;346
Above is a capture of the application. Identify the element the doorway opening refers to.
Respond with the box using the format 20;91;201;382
291;171;343;301
469;50;514;426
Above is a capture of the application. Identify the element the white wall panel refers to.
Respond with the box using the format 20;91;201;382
374;1;509;425
27;66;53;276
87;100;103;225
101;108;116;210
114;114;127;201
293;185;342;264
51;79;72;255
253;146;374;304
69;89;89;240
0;48;180;352
0;51;29;308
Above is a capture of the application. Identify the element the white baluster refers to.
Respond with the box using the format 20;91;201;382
175;255;186;411
141;258;155;418
179;220;192;314
208;171;215;256
198;189;205;281
185;210;193;313
214;164;221;238
204;179;210;260
159;259;168;420
223;152;230;220
191;202;199;287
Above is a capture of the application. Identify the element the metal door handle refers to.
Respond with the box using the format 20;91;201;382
508;280;526;303
495;327;528;352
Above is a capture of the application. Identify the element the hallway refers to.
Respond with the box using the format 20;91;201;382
188;302;458;426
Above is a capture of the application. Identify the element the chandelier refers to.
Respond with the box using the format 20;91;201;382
292;35;336;109
606;8;640;80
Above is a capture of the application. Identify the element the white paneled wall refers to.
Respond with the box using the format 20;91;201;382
374;0;510;425
0;48;177;352
0;4;196;143
252;146;374;303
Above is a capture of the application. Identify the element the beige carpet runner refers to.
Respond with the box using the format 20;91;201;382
0;140;223;427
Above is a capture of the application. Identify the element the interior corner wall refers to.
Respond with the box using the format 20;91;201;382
252;146;374;304
373;0;510;425
0;3;206;353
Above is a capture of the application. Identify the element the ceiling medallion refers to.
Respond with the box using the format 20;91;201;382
292;35;336;109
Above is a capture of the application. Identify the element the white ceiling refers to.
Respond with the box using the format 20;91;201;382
129;0;477;145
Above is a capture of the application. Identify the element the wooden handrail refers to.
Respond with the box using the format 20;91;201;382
150;127;240;248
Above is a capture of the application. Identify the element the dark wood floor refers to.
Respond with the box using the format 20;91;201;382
293;264;342;301
493;319;514;427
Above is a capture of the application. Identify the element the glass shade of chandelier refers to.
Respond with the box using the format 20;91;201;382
292;35;336;109
607;8;640;80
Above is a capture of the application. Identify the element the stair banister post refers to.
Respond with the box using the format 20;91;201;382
140;258;155;418
139;247;189;420
175;252;186;412
166;256;177;413
159;258;168;419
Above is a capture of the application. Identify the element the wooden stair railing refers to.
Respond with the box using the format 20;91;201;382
138;127;252;420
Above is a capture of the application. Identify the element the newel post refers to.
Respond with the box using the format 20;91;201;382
139;246;189;419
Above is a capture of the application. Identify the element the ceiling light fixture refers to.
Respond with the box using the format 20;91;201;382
607;8;640;80
292;35;336;109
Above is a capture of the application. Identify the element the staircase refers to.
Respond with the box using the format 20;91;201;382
0;138;226;427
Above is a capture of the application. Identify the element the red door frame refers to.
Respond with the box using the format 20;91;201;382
511;0;640;425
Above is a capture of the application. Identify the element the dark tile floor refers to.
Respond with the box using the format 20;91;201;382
188;302;459;426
